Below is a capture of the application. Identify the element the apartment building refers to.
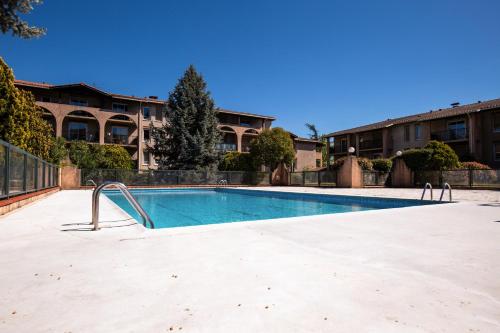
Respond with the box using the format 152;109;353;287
325;98;500;168
288;133;323;171
14;80;276;169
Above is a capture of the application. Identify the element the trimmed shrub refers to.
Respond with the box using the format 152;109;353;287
459;161;490;170
401;148;433;171
357;157;373;171
219;151;256;171
371;158;393;172
330;157;345;170
424;140;460;170
69;141;133;169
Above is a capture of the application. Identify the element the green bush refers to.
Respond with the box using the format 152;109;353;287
371;158;392;172
424;140;460;170
357;157;373;171
459;161;490;170
69;141;133;169
330;157;345;170
401;148;433;170
219;151;256;171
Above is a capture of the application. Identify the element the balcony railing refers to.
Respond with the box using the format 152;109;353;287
431;128;468;141
105;135;138;146
359;139;383;150
65;133;99;143
215;143;237;152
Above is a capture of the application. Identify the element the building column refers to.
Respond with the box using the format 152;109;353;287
99;120;105;145
382;128;390;157
468;113;475;156
236;132;243;152
55;116;63;137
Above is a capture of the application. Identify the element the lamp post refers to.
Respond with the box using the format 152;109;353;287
396;150;402;157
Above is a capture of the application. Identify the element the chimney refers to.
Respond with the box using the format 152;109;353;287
451;102;460;108
148;96;158;100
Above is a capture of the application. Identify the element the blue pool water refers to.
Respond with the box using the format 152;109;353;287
104;188;436;229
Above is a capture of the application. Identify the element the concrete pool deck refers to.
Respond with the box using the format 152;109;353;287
0;188;499;332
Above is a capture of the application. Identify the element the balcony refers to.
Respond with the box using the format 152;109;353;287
215;143;237;152
65;133;99;143
359;139;383;150
431;128;468;142
105;134;138;146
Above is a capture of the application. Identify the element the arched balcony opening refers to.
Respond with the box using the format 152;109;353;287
62;110;99;143
40;107;56;135
241;129;259;152
217;126;238;152
104;115;138;146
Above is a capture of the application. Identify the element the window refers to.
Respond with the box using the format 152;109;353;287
240;116;252;127
340;138;348;152
493;112;500;132
111;126;128;144
143;107;150;119
70;98;88;106
494;143;500;161
447;120;466;140
143;129;150;142
112;103;128;112
404;125;410;142
41;96;51;102
143;151;150;165
415;124;422;140
316;159;321;168
68;122;87;141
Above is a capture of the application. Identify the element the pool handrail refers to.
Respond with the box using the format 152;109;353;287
439;182;452;202
86;179;97;188
421;182;433;200
92;182;155;231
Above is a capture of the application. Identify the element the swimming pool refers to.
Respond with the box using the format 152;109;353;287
104;188;438;229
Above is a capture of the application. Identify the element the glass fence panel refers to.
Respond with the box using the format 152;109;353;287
0;145;5;197
9;149;25;195
26;156;36;191
472;169;500;187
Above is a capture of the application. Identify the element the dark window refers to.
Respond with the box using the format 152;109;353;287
143;151;150;165
41;96;51;102
316;159;321;167
70;98;88;106
404;125;410;142
68;122;87;140
240;116;252;127
493;112;500;132
340;138;348;152
143;129;150;142
415;124;422;140
494;143;500;161
112;103;128;112
143;107;150;119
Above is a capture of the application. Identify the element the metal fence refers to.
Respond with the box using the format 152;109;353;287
81;169;271;186
0;139;59;199
362;171;390;187
289;170;337;187
414;169;500;188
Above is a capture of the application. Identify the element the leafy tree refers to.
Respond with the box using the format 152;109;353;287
68;141;133;169
305;123;319;140
371;158;393;172
219;151;256;171
151;65;220;170
401;148;433;171
0;0;46;38
424;140;460;170
0;57;54;160
49;137;67;164
249;127;295;170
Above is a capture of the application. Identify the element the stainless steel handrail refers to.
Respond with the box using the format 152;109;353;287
439;182;452;202
218;179;228;187
86;179;97;188
421;182;433;200
92;182;154;231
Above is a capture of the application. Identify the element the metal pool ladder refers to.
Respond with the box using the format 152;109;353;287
218;179;228;187
92;182;155;231
421;182;433;200
439;182;452;202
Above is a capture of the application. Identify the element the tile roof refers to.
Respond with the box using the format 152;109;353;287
216;108;276;120
325;98;500;137
14;80;166;104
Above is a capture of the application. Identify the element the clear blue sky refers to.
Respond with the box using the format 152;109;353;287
2;0;499;137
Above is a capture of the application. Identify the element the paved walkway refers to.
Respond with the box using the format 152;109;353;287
0;189;499;332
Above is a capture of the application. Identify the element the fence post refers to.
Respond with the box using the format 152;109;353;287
318;171;321;187
22;154;27;193
469;169;473;188
34;159;38;190
302;171;306;186
5;144;10;198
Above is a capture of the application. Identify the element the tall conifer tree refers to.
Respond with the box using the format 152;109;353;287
151;65;220;170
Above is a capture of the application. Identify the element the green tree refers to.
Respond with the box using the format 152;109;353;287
305;123;319;140
219;151;256;171
250;127;295;170
0;57;54;160
49;137;68;164
0;0;46;38
150;65;220;170
68;141;133;169
305;123;328;167
424;140;460;170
